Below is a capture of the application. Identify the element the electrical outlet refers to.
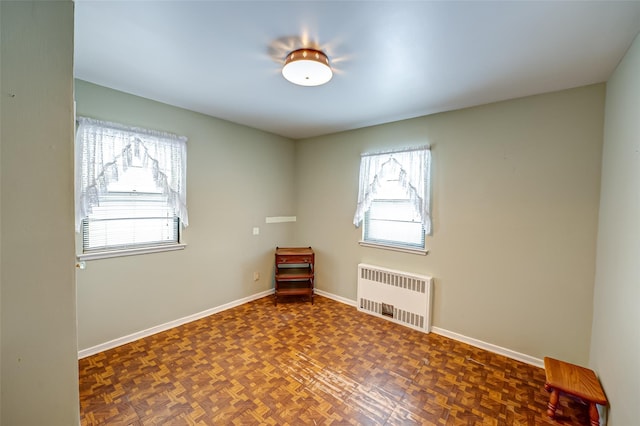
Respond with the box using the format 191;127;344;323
252;227;260;235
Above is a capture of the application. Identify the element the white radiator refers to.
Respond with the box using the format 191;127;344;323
357;263;433;333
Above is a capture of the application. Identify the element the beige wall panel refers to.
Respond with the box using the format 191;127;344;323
591;33;640;425
75;81;295;350
1;2;79;424
295;85;604;364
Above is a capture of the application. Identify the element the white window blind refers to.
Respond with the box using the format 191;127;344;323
82;170;179;251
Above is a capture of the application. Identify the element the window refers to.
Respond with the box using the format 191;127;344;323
81;166;180;251
75;117;188;257
353;146;431;252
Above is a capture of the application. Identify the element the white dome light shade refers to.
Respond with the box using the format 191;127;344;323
282;49;333;87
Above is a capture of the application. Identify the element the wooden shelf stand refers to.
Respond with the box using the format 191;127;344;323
274;247;314;305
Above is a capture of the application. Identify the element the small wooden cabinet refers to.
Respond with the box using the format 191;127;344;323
274;247;314;305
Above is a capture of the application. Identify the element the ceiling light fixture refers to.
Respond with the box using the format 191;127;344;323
282;48;333;87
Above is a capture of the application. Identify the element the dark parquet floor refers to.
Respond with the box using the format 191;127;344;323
79;295;591;425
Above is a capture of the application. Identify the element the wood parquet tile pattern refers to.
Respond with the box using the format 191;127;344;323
79;295;591;425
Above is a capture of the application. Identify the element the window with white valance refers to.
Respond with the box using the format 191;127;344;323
75;117;188;255
353;146;431;251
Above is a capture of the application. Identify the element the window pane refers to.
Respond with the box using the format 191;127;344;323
366;218;424;246
368;199;421;221
363;180;425;249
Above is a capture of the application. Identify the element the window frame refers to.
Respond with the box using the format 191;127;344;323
77;241;187;261
75;117;188;260
78;190;186;260
354;146;431;255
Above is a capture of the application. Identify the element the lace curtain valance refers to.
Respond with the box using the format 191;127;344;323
75;117;188;232
353;146;431;234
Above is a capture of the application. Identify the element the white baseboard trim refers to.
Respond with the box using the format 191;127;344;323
314;288;357;307
431;327;544;368
78;289;275;359
315;289;543;369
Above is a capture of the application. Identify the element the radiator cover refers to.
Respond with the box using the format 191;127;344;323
357;263;433;333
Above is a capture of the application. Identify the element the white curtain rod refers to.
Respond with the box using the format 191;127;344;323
76;116;187;142
360;145;430;157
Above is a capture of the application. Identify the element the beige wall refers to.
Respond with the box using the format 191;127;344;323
295;85;605;364
75;83;603;367
0;2;3;421
78;82;605;373
591;34;640;425
1;2;79;424
75;80;296;351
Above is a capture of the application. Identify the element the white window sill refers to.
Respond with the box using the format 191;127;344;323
77;243;186;261
358;241;428;255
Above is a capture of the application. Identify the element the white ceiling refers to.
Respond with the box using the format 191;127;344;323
74;1;640;139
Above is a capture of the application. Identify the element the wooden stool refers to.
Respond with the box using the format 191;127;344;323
544;357;607;426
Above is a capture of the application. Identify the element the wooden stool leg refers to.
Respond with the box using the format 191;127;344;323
547;388;559;418
589;403;600;426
